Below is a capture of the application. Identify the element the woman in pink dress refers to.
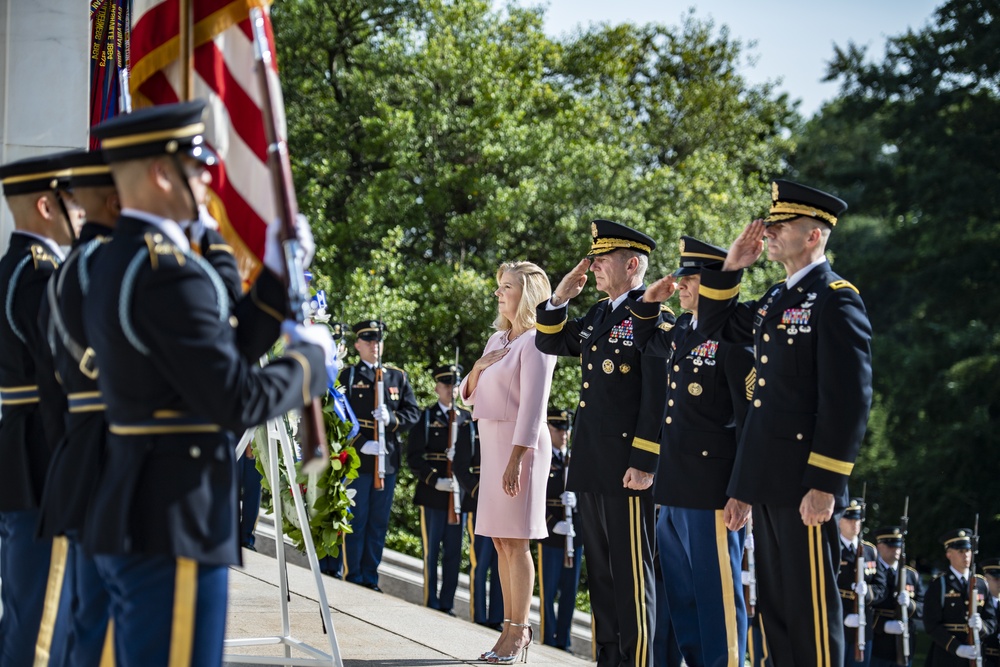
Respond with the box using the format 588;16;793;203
460;261;556;664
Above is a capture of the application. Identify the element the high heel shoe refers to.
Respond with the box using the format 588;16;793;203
487;622;531;664
479;619;509;661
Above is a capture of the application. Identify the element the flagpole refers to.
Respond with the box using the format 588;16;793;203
179;0;194;100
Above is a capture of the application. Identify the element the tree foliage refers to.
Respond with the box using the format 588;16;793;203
792;0;1000;565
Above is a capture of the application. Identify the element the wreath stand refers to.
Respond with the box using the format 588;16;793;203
223;417;344;667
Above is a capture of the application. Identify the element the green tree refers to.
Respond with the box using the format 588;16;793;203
792;0;1000;563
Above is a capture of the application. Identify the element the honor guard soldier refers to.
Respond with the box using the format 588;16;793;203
454;412;505;630
639;235;755;667
83;100;331;666
337;319;419;590
695;181;874;667
0;150;84;665
869;526;923;667
537;407;582;651
32;149;120;666
536;219;671;667
407;363;473;615
923;529;998;666
980;558;1000;667
837;498;887;667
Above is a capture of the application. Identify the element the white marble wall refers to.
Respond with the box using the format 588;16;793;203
0;0;89;252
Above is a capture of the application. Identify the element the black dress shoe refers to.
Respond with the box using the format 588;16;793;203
488;622;505;631
241;543;257;552
367;583;384;593
440;608;456;617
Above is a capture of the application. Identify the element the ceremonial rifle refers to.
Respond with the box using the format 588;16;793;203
856;484;868;662
563;416;575;569
744;513;757;619
897;497;910;666
446;348;462;525
251;8;328;473
372;321;386;491
969;514;982;667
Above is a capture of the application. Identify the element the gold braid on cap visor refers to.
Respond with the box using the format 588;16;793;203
768;202;838;226
589;237;653;255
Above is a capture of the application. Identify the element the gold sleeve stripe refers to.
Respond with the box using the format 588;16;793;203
699;283;741;301
807;452;854;476
208;243;234;255
285;351;313;404
632;437;660;455
535;319;566;334
745;369;756;401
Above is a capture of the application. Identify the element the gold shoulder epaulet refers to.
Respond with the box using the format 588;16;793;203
30;244;58;269
829;279;859;294
862;540;877;551
975;573;987;583
143;232;186;270
660;304;675;315
597;296;611;302
904;565;919;576
658;321;674;332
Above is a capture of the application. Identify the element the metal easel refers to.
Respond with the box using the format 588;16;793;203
223;416;343;667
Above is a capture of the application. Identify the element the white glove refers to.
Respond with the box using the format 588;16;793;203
741;570;753;586
560;491;577;508
263;214;315;277
745;531;755;552
956;645;979;660
372;404;390;425
843;613;860;628
434;477;453;492
551;520;575;537
282;321;337;385
446;447;455;461
968;612;983;631
181;205;220;248
359;440;380;456
883;620;904;636
853;579;869;598
896;590;910;607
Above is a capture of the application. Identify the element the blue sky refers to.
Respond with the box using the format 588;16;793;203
505;0;941;118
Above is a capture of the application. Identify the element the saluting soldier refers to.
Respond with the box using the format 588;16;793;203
869;526;923;667
0;150;84;665
640;235;755;667
535;220;671;667
83;100;331;665
33;148;119;666
923;529;998;666
695;181;874;667
537;407;582;651
980;557;1000;667
837;498;887;667
407;363;473;616
454;413;506;630
337;320;420;591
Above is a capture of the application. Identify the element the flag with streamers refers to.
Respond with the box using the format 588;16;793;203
129;0;278;283
90;0;132;149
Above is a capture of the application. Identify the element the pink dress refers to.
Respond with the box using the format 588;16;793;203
459;329;555;539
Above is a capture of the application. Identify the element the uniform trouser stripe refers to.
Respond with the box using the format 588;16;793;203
467;514;477;621
420;507;430;606
759;612;770;661
100;624;114;667
714;511;739;667
808;525;832;667
536;544;546;640
630;497;649;667
34;536;69;666
168;558;197;667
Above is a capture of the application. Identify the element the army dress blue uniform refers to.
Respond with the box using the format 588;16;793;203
837;514;887;667
535;220;672;667
536;409;582;651
454;416;504;628
869;527;923;667
83;101;328;666
697;181;874;667
0;152;82;666
635;236;755;667
406;365;473;614
335;323;420;589
980;558;1000;667
923;530;998;667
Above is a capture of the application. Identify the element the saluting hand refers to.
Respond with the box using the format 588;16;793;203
799;488;835;526
722;220;766;271
551;259;591;306
643;275;677;303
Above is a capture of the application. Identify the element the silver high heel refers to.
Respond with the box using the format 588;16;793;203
487;622;531;664
479;619;509;661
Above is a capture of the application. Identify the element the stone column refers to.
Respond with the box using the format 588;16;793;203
0;0;89;252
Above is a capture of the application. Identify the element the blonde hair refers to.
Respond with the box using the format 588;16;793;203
493;261;552;332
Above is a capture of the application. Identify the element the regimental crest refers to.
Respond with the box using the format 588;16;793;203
30;245;58;268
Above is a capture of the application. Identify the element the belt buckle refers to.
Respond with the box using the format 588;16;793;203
79;347;99;380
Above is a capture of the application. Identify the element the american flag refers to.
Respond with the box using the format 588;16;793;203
125;0;277;282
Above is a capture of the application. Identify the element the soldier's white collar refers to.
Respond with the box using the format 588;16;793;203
785;257;826;290
840;535;859;551
878;556;897;572
121;207;190;253
950;565;970;580
12;230;65;260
